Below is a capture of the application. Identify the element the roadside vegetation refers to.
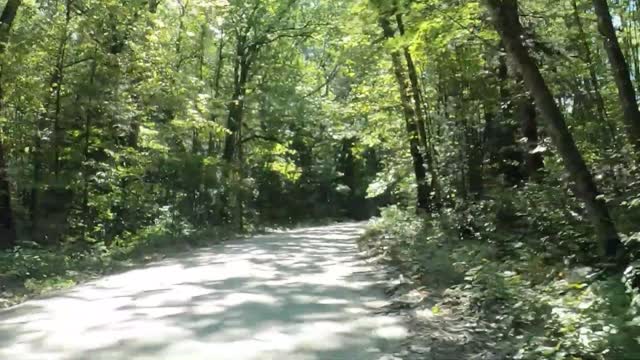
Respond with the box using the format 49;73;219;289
361;202;640;359
0;222;238;307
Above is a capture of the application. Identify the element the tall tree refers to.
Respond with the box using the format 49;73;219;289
484;0;623;261
395;13;441;206
379;16;432;211
571;0;614;143
0;0;22;248
592;0;640;153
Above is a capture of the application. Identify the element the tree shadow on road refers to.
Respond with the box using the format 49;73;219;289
0;223;408;360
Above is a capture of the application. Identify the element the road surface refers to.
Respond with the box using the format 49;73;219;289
0;223;408;360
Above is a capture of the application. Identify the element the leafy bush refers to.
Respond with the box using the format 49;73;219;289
361;206;462;286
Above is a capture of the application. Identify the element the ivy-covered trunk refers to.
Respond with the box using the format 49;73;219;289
485;0;624;261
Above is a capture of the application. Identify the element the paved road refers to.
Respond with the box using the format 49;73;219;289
0;223;408;360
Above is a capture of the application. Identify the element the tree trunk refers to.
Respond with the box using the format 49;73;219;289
52;0;72;179
0;138;15;248
0;0;22;248
570;0;615;143
379;16;431;212
395;15;430;154
518;96;544;178
81;58;98;242
222;34;251;230
212;29;225;99
632;6;640;90
485;0;623;261
467;111;484;197
207;27;225;157
497;52;524;185
396;13;442;207
0;0;21;51
223;35;250;163
592;0;640;153
30;124;42;241
31;9;72;243
174;0;188;71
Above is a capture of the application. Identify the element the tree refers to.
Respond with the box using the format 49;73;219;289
395;13;441;206
517;95;544;178
484;0;623;261
570;0;615;144
379;15;433;212
0;0;22;249
592;0;640;153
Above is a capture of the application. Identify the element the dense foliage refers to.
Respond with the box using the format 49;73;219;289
0;0;378;250
353;0;640;358
1;0;640;357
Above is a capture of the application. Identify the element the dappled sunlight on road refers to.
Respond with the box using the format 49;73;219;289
0;223;408;360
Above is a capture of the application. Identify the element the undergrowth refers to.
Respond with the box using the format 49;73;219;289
0;214;342;308
0;222;236;308
360;200;640;359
